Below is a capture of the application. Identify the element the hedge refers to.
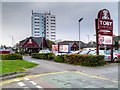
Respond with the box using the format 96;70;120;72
1;53;23;60
54;54;105;67
116;58;120;63
54;55;64;63
31;53;55;60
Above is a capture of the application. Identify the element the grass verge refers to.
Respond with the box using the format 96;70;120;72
0;60;38;74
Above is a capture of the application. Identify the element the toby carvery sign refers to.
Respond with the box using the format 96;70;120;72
95;9;113;58
96;9;113;31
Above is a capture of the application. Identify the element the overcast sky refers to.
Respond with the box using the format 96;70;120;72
1;1;119;46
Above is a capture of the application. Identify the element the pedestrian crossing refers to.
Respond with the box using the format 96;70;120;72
15;78;44;89
16;78;43;90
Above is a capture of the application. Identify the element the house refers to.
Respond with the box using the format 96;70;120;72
18;36;48;55
58;41;88;51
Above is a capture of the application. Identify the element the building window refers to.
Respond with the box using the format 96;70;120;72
51;35;55;37
51;32;55;34
51;26;55;27
35;18;39;20
35;31;39;33
35;22;39;23
35;28;39;30
51;20;55;21
51;29;55;30
35;25;39;27
51;38;55;40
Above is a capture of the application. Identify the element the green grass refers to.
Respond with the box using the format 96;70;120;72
0;60;38;74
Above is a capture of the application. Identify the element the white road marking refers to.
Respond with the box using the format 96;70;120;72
29;81;37;85
18;82;25;87
36;85;43;88
15;79;20;82
24;78;30;81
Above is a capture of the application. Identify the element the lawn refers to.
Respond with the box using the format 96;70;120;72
0;60;38;74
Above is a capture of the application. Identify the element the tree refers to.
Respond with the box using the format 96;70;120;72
46;39;55;50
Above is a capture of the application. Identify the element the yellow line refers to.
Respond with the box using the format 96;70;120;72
75;71;118;83
0;71;68;85
33;71;69;77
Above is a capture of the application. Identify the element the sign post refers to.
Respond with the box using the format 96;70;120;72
95;9;113;62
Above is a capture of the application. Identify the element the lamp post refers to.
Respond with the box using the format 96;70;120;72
42;32;44;50
78;18;83;50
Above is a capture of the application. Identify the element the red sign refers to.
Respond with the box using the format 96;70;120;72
96;19;113;30
98;31;113;36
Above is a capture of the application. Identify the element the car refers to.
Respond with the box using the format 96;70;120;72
68;50;82;55
39;49;51;53
79;50;91;54
88;50;119;61
113;50;120;59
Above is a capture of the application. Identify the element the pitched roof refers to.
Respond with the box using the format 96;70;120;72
19;36;47;48
58;41;86;48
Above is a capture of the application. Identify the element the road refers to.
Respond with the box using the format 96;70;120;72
1;56;119;89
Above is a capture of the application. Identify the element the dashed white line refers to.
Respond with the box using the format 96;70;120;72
29;81;37;85
36;85;43;88
24;78;30;81
18;82;25;87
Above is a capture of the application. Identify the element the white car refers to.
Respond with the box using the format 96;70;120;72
88;50;118;61
39;49;51;53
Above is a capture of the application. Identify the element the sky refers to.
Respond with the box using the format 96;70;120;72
0;1;119;46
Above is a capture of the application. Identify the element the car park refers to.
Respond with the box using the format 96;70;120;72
88;50;119;61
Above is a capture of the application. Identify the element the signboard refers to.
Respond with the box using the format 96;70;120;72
96;19;113;30
98;31;113;36
52;45;58;51
98;35;112;45
58;44;69;53
95;9;113;62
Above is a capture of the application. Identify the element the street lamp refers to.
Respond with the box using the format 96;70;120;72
78;18;83;50
42;32;44;50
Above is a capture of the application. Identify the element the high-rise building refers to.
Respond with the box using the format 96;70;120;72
31;11;56;41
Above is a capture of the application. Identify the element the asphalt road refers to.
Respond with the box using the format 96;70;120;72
1;56;119;89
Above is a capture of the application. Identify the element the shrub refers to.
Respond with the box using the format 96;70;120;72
116;58;120;63
80;55;105;67
47;53;55;60
31;53;55;60
54;55;64;63
54;54;105;67
1;53;23;60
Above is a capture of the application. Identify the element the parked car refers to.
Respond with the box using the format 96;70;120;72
39;49;51;53
79;50;91;54
88;50;119;61
68;50;82;55
113;50;120;59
